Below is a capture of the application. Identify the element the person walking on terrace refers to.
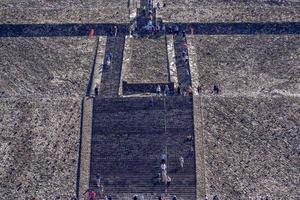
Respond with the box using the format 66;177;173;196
174;25;179;35
156;85;162;96
177;84;181;95
164;85;170;96
114;25;118;37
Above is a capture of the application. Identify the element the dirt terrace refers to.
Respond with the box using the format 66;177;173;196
189;35;300;95
0;98;82;200
0;0;129;23
123;37;169;84
197;96;300;199
0;37;95;97
159;0;300;22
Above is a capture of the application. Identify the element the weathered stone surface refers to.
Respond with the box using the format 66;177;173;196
196;96;300;199
158;0;300;22
0;97;82;199
189;35;300;95
0;37;95;97
0;0;129;23
123;37;169;83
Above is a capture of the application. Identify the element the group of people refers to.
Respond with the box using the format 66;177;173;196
155;84;221;96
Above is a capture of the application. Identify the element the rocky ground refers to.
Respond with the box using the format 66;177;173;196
123;37;169;83
0;98;82;199
0;37;95;97
189;35;300;96
159;0;300;22
0;37;95;199
199;96;300;199
0;0;129;24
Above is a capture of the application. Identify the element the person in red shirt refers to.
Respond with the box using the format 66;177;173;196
89;190;96;200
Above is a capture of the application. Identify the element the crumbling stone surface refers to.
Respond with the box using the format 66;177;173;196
0;98;82;200
124;37;169;83
0;0;129;23
159;0;300;22
0;37;95;97
197;96;300;199
190;35;300;95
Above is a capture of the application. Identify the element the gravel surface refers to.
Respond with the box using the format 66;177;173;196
124;37;169;83
159;0;300;22
0;37;95;97
189;35;300;96
0;98;82;200
0;0;129;23
198;96;300;199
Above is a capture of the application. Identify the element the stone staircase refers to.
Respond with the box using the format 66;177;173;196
173;35;192;87
89;96;196;200
99;36;126;97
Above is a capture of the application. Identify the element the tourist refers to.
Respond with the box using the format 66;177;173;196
161;169;167;184
94;87;99;96
156;85;161;96
161;24;166;34
177;84;181;95
179;156;184;169
157;2;160;9
161;153;167;162
114;25;118;37
140;194;145;200
96;174;101;188
133;195;138;200
108;52;113;61
174;25;179;35
168;26;172;34
172;196;177;200
148;0;152;8
163;3;166;7
213;195;219;200
161;162;167;171
158;172;162;182
265;195;270;200
182;30;186;37
89;190;96;200
197;85;202;95
204;195;208;200
108;195;112;200
184;54;189;64
187;85;193;96
142;6;146;15
186;135;193;142
164;85;170;96
213;85;220;94
166;176;171;187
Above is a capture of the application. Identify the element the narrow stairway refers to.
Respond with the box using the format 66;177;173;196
99;36;126;97
173;34;192;87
